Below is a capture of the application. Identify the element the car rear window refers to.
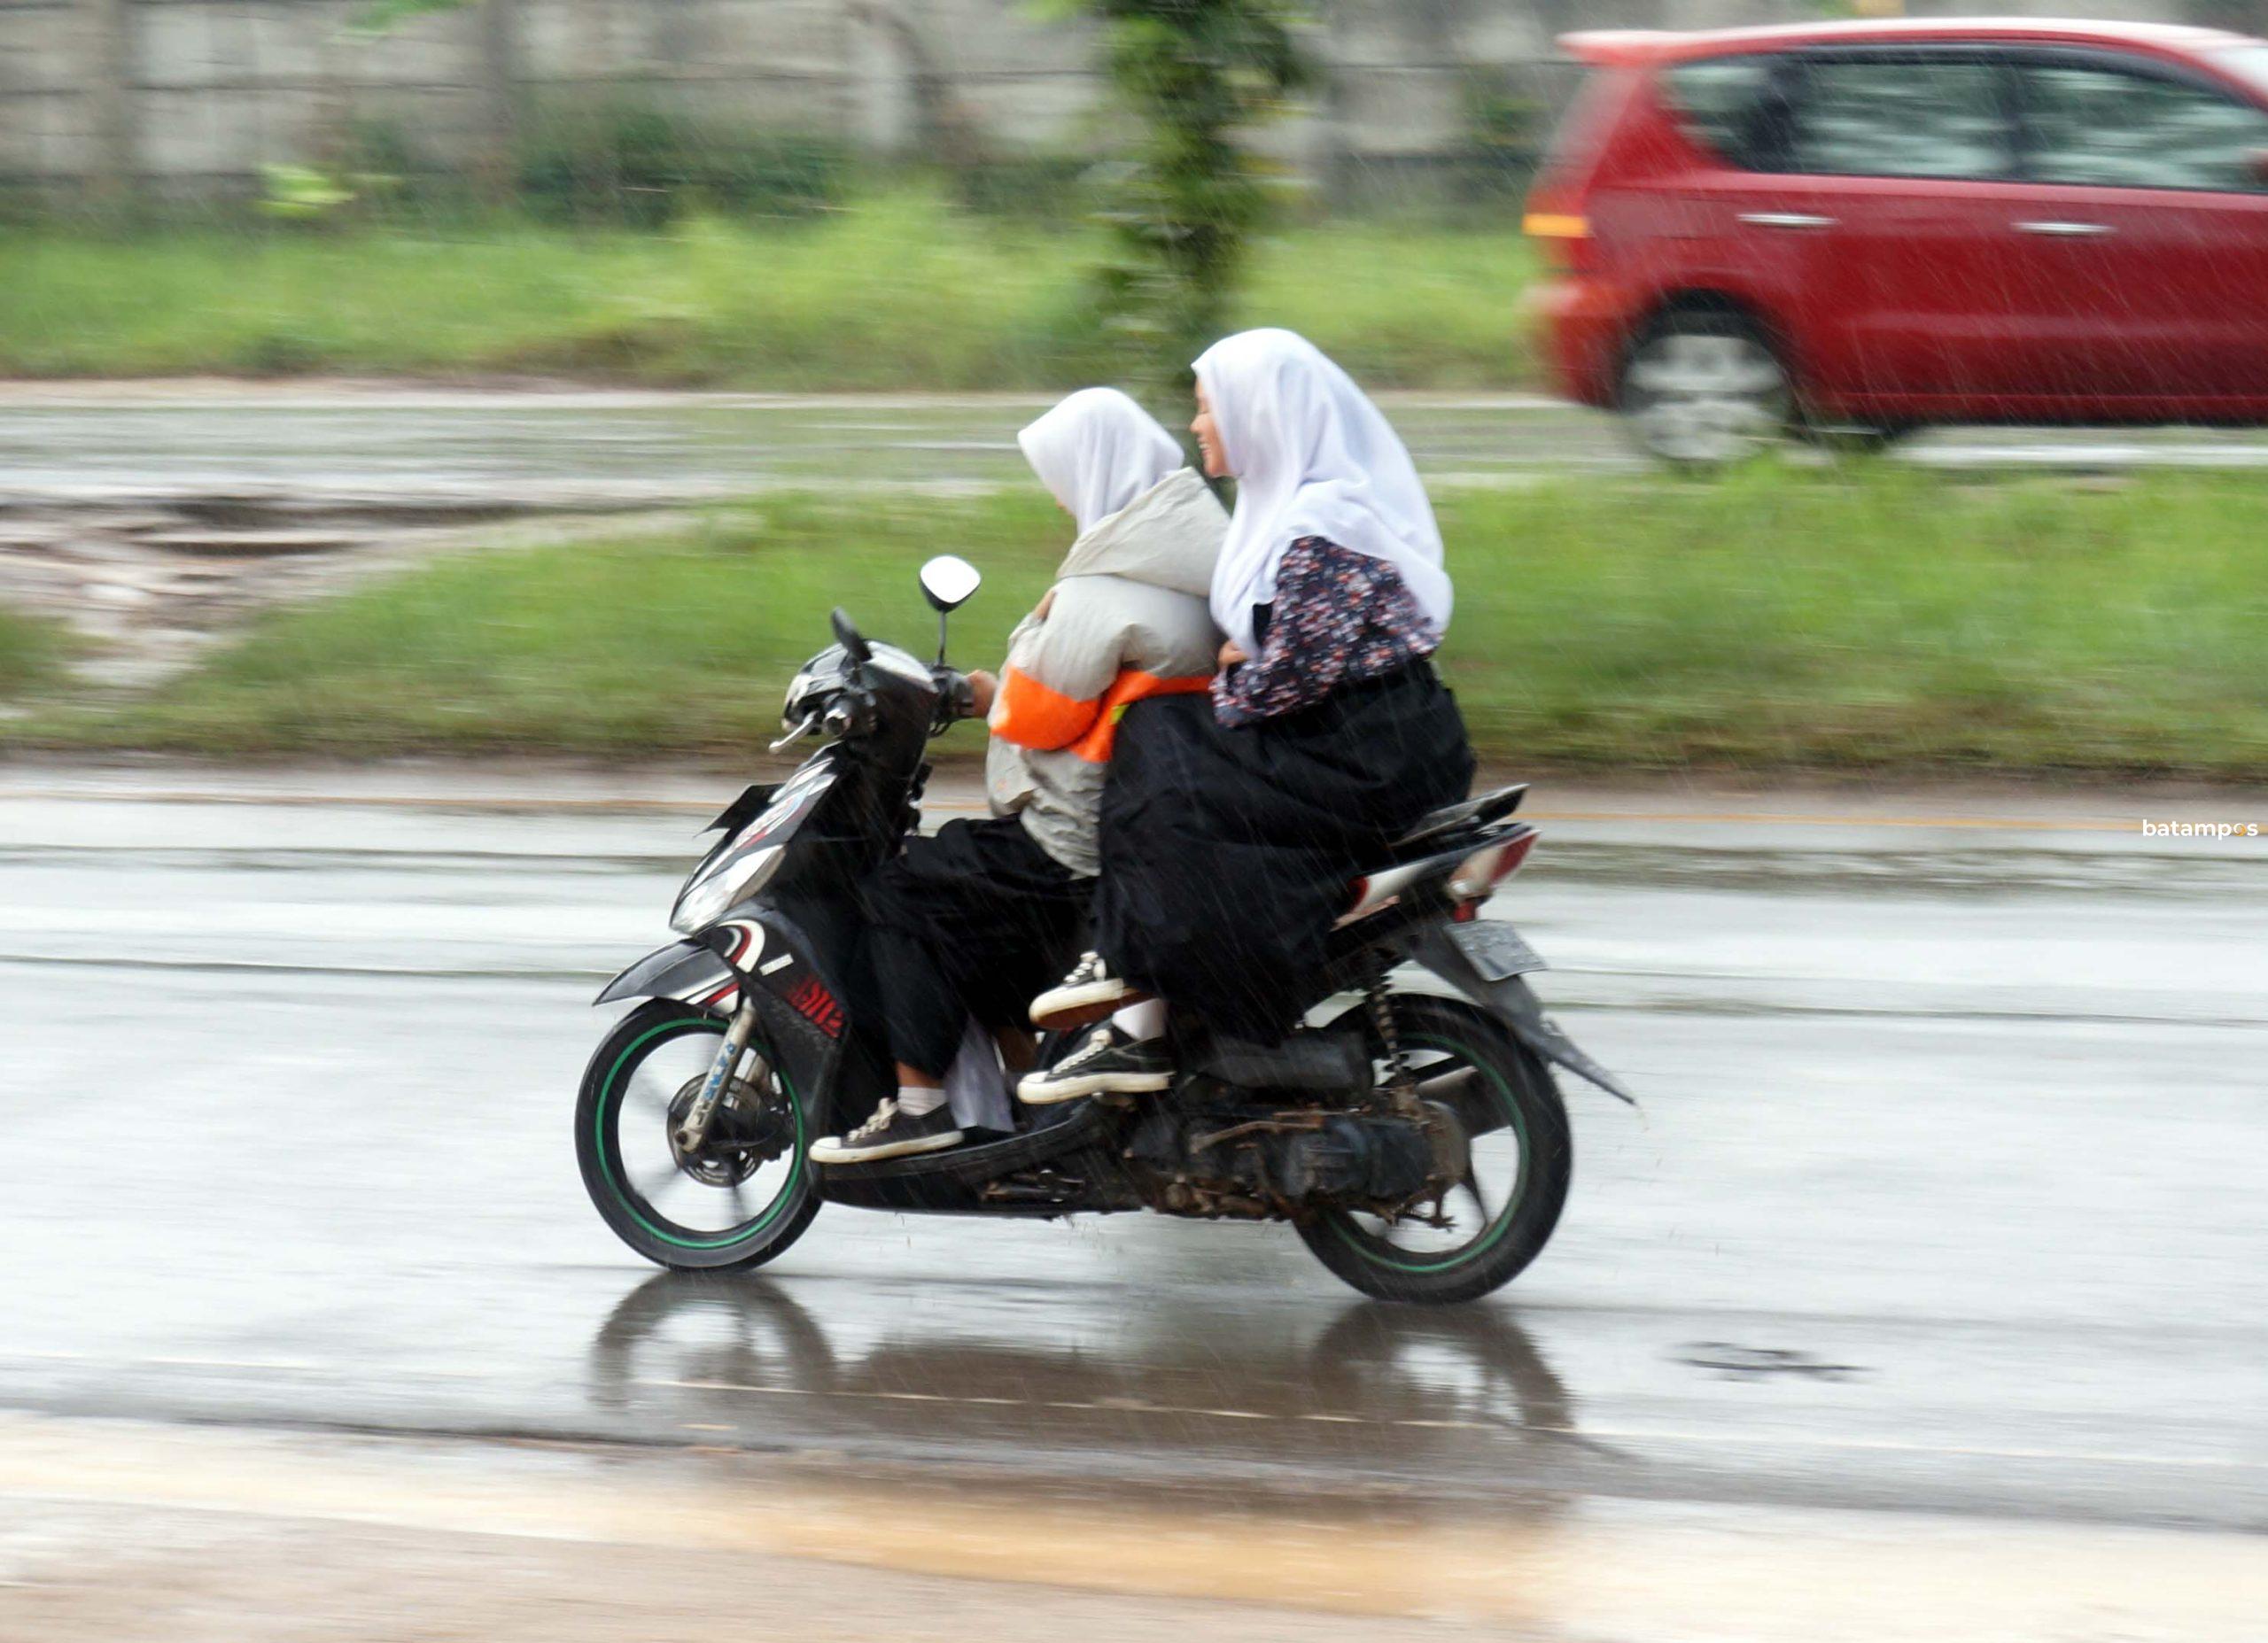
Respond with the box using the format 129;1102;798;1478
1661;55;1784;169
1790;58;2013;181
1536;66;1633;177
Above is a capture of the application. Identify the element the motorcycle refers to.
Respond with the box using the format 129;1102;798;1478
576;556;1632;1306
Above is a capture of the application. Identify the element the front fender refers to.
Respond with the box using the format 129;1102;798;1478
594;939;737;1011
594;913;849;1135
593;909;840;1025
1403;924;1635;1106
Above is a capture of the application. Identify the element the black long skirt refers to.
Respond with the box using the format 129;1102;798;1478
1093;664;1475;1042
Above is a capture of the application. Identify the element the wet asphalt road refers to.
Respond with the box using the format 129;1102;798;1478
7;386;2268;510
1;769;2264;1535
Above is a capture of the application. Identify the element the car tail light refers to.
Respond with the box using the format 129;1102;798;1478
1447;826;1538;918
1523;211;1595;275
1525;59;1645;278
1523;212;1589;242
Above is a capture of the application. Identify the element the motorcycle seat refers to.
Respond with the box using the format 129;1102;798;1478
1389;784;1527;856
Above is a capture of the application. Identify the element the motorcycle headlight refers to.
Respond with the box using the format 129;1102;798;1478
669;844;782;935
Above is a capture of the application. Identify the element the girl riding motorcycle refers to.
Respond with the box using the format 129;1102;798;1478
809;388;1226;1163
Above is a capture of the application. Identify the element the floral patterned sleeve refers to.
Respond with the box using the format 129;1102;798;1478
1212;536;1437;727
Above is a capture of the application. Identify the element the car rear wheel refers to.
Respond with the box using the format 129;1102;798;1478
1619;309;1790;467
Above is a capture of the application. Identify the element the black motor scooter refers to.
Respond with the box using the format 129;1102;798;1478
576;557;1631;1305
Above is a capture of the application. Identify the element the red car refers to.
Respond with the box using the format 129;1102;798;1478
1525;19;2268;462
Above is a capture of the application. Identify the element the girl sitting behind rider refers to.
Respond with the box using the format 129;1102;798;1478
810;389;1225;1164
1019;330;1475;1100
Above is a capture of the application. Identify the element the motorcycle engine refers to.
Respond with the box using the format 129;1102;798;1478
1125;1104;1448;1221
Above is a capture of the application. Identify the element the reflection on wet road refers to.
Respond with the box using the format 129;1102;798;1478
1;772;2264;1535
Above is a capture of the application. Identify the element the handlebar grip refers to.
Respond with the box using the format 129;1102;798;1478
823;688;877;740
933;668;978;723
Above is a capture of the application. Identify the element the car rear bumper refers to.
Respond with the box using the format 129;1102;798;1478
1531;275;1639;409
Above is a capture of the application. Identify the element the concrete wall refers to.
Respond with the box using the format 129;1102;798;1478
0;0;2203;198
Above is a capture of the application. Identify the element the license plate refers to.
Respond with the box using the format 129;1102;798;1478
1449;920;1545;980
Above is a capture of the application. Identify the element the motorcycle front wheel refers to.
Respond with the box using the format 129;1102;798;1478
1298;996;1571;1306
577;999;820;1272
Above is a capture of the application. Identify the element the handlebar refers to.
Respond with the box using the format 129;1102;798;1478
769;712;821;753
930;666;977;733
773;654;974;755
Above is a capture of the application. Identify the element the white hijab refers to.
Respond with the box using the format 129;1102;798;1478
1194;329;1451;655
1017;388;1185;535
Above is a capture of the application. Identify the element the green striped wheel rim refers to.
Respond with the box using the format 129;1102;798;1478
594;1016;807;1252
1329;1031;1530;1276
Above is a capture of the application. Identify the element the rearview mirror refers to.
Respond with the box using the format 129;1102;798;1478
919;555;982;613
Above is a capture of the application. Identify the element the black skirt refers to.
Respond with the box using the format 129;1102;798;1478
1093;664;1475;1042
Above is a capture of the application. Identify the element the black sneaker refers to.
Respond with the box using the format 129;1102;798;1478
1018;1026;1173;1105
1029;951;1149;1032
809;1099;963;1165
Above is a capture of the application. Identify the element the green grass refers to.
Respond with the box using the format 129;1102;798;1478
24;471;2268;778
27;494;1071;755
1443;471;2268;774
0;607;71;699
0;193;1540;388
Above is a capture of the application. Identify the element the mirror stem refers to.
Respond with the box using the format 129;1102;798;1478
936;610;950;668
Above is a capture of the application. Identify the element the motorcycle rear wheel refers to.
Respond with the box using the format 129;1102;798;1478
1297;996;1571;1306
577;999;820;1272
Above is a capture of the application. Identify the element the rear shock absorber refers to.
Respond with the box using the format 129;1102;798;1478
1365;971;1419;1118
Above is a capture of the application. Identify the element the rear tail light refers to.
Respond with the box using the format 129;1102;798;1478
1523;209;1596;275
1448;825;1538;908
1526;61;1651;278
1522;212;1589;241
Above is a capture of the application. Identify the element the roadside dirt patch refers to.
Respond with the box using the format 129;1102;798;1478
0;499;692;689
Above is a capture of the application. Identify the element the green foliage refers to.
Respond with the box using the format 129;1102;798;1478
353;0;476;32
517;108;847;228
1051;0;1311;393
0;197;1534;386
33;495;1072;756
953;154;1099;221
257;161;407;225
34;472;2268;778
0;607;71;700
1459;69;1546;199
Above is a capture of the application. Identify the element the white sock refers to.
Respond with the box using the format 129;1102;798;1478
895;1083;948;1117
1112;1000;1167;1042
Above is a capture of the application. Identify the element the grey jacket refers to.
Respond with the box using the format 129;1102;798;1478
985;467;1227;877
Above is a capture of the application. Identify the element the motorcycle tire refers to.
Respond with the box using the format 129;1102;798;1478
1297;996;1571;1306
577;998;821;1273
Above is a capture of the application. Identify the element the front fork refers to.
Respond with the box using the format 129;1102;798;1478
674;998;760;1153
